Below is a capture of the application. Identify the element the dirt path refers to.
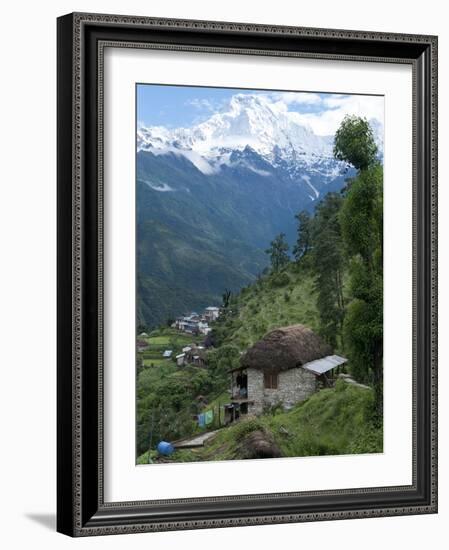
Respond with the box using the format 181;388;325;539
173;429;221;449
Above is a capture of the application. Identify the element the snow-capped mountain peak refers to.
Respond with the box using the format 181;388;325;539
137;93;337;175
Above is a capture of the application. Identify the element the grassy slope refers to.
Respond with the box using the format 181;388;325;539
137;381;382;463
214;262;320;351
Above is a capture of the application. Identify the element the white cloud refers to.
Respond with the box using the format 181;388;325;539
179;149;217;174
270;91;322;106
185;98;215;111
248;166;271;177
254;91;384;137
290;95;384;136
143;180;175;192
147;145;217;175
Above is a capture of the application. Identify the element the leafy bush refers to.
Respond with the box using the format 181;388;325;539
270;272;290;288
334;378;346;392
348;425;383;454
249;302;259;314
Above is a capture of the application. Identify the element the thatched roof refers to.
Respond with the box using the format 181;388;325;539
240;324;332;373
136;339;148;348
185;345;207;360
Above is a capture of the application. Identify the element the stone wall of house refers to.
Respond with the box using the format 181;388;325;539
247;367;317;415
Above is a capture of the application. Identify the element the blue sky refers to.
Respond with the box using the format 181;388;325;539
137;85;248;128
136;84;383;136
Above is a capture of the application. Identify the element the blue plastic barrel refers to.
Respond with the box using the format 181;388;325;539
157;441;174;456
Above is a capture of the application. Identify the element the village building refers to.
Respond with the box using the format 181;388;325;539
185;321;199;335
162;350;173;358
185;345;207;367
174;306;220;335
174;315;200;335
176;345;207;368
174;316;183;328
175;352;186;366
198;321;212;335
136;339;149;352
204;306;220;322
226;324;347;420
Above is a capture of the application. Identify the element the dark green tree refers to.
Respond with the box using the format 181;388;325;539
334;115;378;171
293;210;312;261
265;233;290;271
222;288;232;309
334;115;383;415
340;165;383;414
311;193;345;348
206;344;240;389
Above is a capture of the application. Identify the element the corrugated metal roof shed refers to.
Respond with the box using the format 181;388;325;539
302;354;347;375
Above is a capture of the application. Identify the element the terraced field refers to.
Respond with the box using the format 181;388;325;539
138;328;197;368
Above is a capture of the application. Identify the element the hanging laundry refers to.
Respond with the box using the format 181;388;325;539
198;413;206;428
205;410;214;425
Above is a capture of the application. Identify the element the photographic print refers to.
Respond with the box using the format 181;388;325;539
57;15;437;534
135;84;384;464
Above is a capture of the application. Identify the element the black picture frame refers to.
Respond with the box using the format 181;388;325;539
57;12;438;536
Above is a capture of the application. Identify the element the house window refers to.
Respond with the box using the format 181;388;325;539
264;372;278;389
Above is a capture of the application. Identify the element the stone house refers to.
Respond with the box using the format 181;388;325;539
228;324;347;419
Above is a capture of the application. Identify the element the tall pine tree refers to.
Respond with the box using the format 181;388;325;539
311;193;345;348
293;210;312;262
265;233;290;272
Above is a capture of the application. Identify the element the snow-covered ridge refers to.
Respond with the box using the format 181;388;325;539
137;93;383;179
137;94;338;175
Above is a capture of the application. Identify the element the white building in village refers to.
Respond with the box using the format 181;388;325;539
174;306;220;335
204;306;220;322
